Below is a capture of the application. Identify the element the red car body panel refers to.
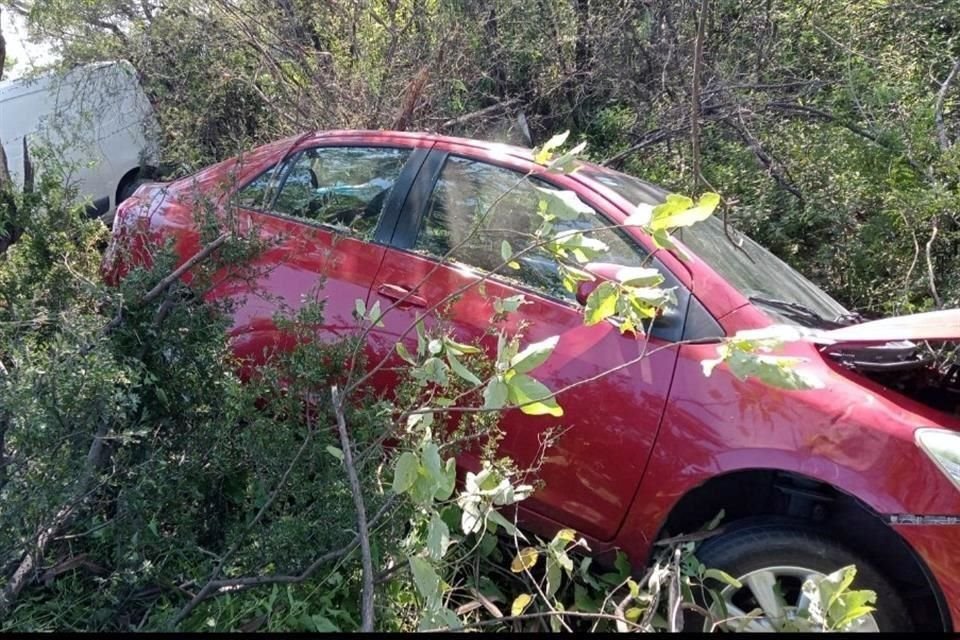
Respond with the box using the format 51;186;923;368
104;130;960;630
894;524;960;629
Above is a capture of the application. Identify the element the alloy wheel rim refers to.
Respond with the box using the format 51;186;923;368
707;565;880;632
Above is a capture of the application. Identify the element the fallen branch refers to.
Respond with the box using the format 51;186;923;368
440;99;521;131
1;233;234;615
0;416;110;615
332;385;375;632
142;233;231;304
100;232;231;337
169;496;397;626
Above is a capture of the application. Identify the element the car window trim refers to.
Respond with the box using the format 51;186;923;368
399;149;694;342
233;142;427;245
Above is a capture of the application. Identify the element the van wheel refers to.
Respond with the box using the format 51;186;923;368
117;170;147;205
691;523;912;632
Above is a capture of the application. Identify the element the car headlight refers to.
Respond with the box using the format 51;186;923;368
915;428;960;491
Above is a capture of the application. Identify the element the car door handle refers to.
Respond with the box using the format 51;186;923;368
377;283;427;308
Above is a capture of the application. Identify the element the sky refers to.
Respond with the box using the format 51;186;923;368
2;9;58;80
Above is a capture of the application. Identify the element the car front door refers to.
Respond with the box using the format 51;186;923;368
218;144;426;369
367;150;687;541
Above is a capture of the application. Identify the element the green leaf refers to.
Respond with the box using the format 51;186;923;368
427;512;451;560
354;298;366;318
487;509;520;536
409;556;441;603
584;281;619;325
392;452;420;494
506;374;563;417
367;299;384;326
614;551;631;580
624;202;654;227
483;377;509;410
447;350;482;386
534;131;570;164
704;568;743;589
726;350;823;390
822;565;858;611
413;357;449;386
415;319;427;356
554;528;577;544
615;266;664;287
536;187;593;221
434;457;456;501
460;500;482;535
550;602;565;632
833;604;877;630
651;228;676;250
395;341;417;365
650;192;720;230
443;336;481;354
549;141;587;172
325;445;344;462
511;547;540;573
511;593;533;617
493;295;526;314
551;229;609;260
422;442;444;482
545;557;563;599
509;335;558;374
501;240;512;262
574;583;598;612
479;532;498;557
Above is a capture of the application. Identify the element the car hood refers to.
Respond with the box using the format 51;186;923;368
815;309;960;345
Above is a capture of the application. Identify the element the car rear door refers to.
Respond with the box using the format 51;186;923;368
366;147;687;541
215;143;428;369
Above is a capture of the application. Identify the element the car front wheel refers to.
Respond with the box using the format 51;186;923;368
692;523;912;632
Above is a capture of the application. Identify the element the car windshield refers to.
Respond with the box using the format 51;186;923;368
580;165;851;325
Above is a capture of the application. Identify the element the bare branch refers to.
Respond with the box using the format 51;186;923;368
925;218;943;308
690;0;708;191
332;385;375;632
935;58;960;151
142;233;231;304
440;98;521;131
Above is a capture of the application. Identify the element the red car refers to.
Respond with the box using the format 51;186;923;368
104;130;960;632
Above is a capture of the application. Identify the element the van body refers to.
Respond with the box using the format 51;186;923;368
0;60;159;219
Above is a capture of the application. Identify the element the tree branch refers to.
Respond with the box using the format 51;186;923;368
925;218;942;308
332;385;375;632
934;57;960;151
690;0;708;191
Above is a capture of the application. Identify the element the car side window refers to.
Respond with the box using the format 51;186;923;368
414;155;649;302
239;146;411;239
237;166;281;210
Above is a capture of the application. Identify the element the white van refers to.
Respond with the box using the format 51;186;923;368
0;60;160;220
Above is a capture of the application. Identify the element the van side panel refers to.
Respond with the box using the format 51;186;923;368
0;61;159;213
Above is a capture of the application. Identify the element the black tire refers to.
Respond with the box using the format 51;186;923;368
692;522;913;632
116;171;147;206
